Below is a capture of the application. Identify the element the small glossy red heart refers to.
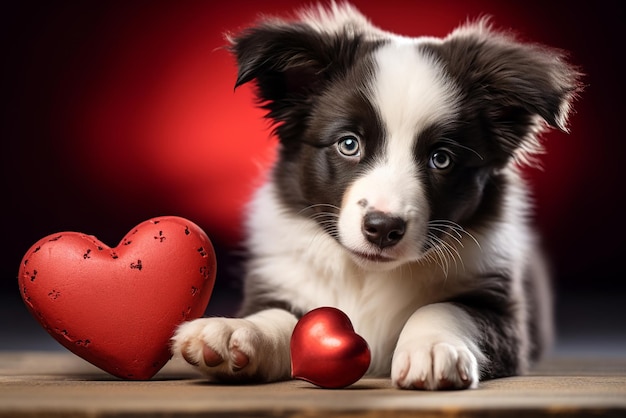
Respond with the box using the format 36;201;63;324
290;307;371;389
18;216;216;380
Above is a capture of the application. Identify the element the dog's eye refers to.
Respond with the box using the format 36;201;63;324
337;135;361;158
429;149;453;170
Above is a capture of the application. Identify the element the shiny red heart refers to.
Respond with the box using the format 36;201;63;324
18;216;216;380
290;307;371;389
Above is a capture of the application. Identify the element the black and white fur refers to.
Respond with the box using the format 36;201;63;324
172;2;581;390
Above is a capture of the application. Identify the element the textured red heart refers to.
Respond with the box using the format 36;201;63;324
18;216;216;380
290;307;371;389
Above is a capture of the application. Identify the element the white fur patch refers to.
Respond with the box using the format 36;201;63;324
392;303;486;389
172;309;297;382
243;182;454;375
337;42;461;266
372;42;460;143
300;1;389;41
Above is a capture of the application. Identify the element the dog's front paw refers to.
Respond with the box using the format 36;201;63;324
391;341;479;390
171;317;290;383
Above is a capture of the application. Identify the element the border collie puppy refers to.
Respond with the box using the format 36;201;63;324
173;2;581;389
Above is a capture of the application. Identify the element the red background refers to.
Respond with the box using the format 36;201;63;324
2;1;625;313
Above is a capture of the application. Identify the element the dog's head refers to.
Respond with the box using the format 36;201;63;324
230;3;581;271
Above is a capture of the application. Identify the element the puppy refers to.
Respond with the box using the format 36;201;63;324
172;2;581;390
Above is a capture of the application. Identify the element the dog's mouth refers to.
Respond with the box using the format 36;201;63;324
348;249;396;263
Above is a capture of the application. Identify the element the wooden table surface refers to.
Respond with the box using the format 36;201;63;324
1;351;625;417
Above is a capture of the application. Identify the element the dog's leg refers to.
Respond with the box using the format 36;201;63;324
391;303;488;390
171;308;297;383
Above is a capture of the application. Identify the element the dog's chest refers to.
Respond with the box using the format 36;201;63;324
272;249;452;374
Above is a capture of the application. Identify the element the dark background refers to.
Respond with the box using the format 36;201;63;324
2;1;625;354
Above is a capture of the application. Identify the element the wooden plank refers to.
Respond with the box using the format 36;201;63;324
1;352;625;417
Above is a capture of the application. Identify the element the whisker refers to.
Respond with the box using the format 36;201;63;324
426;234;450;276
423;218;475;277
309;212;340;220
429;226;464;247
431;235;456;274
297;203;341;216
439;137;484;161
429;222;463;239
428;220;481;249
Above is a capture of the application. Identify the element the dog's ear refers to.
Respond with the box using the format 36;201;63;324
438;21;583;165
229;22;365;138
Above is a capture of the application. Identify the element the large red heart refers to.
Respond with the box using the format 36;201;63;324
290;307;371;389
18;216;216;380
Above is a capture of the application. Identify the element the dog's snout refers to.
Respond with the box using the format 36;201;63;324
362;211;406;249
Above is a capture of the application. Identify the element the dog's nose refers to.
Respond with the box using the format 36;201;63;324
362;211;406;249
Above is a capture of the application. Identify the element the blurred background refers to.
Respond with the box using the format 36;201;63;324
2;0;624;355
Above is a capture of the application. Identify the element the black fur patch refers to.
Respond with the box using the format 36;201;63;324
231;22;385;231
449;275;521;378
414;30;582;245
415;121;504;245
420;30;582;161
